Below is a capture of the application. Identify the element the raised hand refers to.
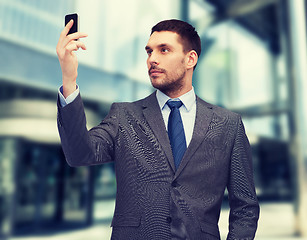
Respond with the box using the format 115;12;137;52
56;20;88;98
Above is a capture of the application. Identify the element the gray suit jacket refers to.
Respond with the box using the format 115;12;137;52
57;91;259;239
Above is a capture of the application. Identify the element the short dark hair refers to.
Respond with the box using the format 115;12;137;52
151;19;201;59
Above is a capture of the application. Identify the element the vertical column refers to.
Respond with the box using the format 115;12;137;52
181;0;189;22
286;0;307;236
0;138;19;239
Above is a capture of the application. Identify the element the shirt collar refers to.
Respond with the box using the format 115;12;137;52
156;87;196;112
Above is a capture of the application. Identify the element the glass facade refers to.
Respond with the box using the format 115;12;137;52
0;0;74;52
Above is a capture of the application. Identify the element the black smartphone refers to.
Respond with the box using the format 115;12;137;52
65;13;79;36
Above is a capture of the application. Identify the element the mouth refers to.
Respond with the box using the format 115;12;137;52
149;68;165;77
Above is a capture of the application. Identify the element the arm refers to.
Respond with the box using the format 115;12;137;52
56;19;87;98
56;20;119;167
57;93;119;167
226;116;260;240
58;85;80;107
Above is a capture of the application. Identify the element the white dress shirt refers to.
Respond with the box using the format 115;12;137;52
58;86;80;107
156;88;196;147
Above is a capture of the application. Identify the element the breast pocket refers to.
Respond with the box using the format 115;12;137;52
111;214;141;227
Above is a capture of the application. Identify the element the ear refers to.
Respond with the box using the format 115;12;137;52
186;50;198;70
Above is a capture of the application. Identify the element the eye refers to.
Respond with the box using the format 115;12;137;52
146;50;152;56
161;48;169;53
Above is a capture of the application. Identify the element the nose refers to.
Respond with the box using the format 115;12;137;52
147;51;159;66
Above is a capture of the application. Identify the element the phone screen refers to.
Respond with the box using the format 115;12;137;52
65;13;79;35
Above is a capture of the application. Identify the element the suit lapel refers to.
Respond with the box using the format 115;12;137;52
141;93;213;176
174;96;213;178
142;92;176;173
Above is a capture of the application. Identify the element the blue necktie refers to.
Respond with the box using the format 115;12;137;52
167;100;187;170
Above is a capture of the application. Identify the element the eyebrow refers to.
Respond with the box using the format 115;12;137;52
145;43;171;51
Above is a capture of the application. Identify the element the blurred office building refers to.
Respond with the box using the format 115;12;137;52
0;0;307;239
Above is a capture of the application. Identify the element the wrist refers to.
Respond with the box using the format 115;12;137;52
62;81;77;98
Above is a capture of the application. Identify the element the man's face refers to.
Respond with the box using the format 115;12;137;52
145;31;188;94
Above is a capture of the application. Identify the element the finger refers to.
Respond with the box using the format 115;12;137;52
63;19;74;37
68;32;88;41
58;20;74;47
65;41;87;52
74;41;87;50
62;32;88;48
78;41;87;50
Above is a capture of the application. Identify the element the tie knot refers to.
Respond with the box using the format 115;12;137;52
166;100;183;109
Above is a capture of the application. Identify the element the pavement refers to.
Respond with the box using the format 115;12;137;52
9;201;307;240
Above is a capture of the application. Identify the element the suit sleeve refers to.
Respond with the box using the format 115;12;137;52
57;93;119;167
226;116;260;240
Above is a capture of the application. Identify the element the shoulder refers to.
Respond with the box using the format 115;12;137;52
197;96;240;121
110;91;156;111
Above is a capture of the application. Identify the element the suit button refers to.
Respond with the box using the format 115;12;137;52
166;217;172;223
171;181;178;188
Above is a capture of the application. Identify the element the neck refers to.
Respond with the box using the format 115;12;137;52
164;85;192;98
165;71;193;98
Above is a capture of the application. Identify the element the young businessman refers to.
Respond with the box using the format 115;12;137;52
56;19;259;239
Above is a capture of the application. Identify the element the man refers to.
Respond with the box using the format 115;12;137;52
56;19;259;239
